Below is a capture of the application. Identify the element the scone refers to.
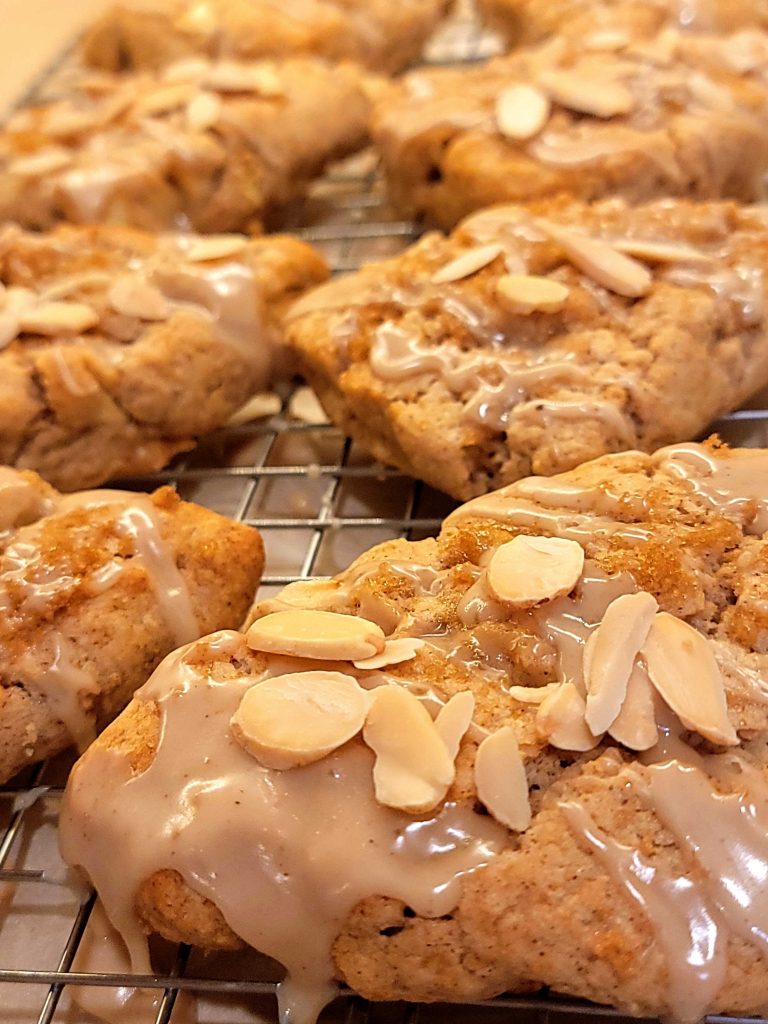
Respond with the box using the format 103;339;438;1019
286;196;768;500
0;57;372;232
0;222;326;491
81;0;450;75
0;465;263;783
61;439;768;1023
370;28;768;228
476;0;768;48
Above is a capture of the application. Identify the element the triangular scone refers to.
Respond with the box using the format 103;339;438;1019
0;57;373;232
371;28;768;227
287;196;768;499
62;441;768;1023
81;0;451;75
0;223;326;490
0;466;263;782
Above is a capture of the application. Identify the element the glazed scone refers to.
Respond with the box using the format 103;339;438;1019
371;28;768;228
0;57;372;232
81;0;450;75
286;196;768;500
476;0;768;48
61;440;768;1022
0;466;263;783
0;222;326;490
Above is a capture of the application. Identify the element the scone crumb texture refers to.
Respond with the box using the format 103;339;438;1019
246;610;386;660
486;535;584;607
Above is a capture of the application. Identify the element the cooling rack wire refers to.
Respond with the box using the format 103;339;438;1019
4;6;768;1024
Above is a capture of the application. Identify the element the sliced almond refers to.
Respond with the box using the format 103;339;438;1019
474;726;531;831
363;685;455;813
353;637;425;670
0;311;19;349
177;1;218;33
495;84;551;141
230;670;369;769
227;391;282;425
246;609;386;661
287;385;329;425
430;244;502;285
486;535;584;608
186;90;222;132
583;591;658;734
19;302;99;336
434;691;475;760
610;238;711;265
536;220;652;298
134;82;197;117
536;682;602;751
539;69;635;118
608;661;658;751
185;235;248;262
205;62;283;96
163;58;211;83
108;276;171;321
584;30;631;52
496;274;570;314
508;683;560;704
7;148;72;177
643;612;738;746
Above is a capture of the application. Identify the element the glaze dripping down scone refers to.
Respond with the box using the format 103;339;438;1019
0;57;373;232
81;0;451;75
0;466;264;783
286;196;768;500
0;223;327;490
370;27;768;228
60;441;768;1023
475;0;768;48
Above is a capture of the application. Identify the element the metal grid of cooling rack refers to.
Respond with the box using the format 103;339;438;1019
3;6;768;1024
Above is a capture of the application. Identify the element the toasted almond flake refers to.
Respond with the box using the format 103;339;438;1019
474;726;531;831
539;69;635;118
495;84;551;141
536;220;652;298
19;302;99;336
134;82;197;116
363;685;455;813
536;682;602;751
496;273;570;314
584;30;631;52
42;272;113;301
44;107;100;138
353;637;425;670
108;276;171;320
508;683;560;704
610;238;711;265
644;612;738;746
230;670;369;770
205;62;283;96
431;244;502;285
434;691;475;760
4;286;36;313
7;149;72;177
0;311;19;349
227;391;282;426
288;386;329;425
177;0;218;33
246;609;385;661
163;58;211;83
608;662;658;750
486;535;584;609
583;591;658;734
185;234;248;262
688;72;734;112
186;90;222;131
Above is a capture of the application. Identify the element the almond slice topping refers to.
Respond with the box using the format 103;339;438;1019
108;276;171;320
496;274;570;314
8;148;72;177
536;682;602;751
163;58;211;83
643;612;738;746
536;220;652;298
434;691;475;760
486;535;584;608
205;62;283;96
583;591;658;734
508;683;560;705
363;685;455;813
353;637;425;670
610;238;711;265
474;726;531;831
227;391;282;425
539;69;635;118
608;661;658;751
185;235;248;262
287;385;329;425
186;90;222;132
230;670;369;770
246;609;385;661
0;312;19;349
495;84;551;141
134;82;197;116
431;244;502;285
19;302;99;336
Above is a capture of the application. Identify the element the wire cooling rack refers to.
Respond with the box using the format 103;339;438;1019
3;6;768;1024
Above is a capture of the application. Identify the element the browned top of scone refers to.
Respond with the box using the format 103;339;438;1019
286;196;768;499
81;0;450;73
60;441;768;1022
